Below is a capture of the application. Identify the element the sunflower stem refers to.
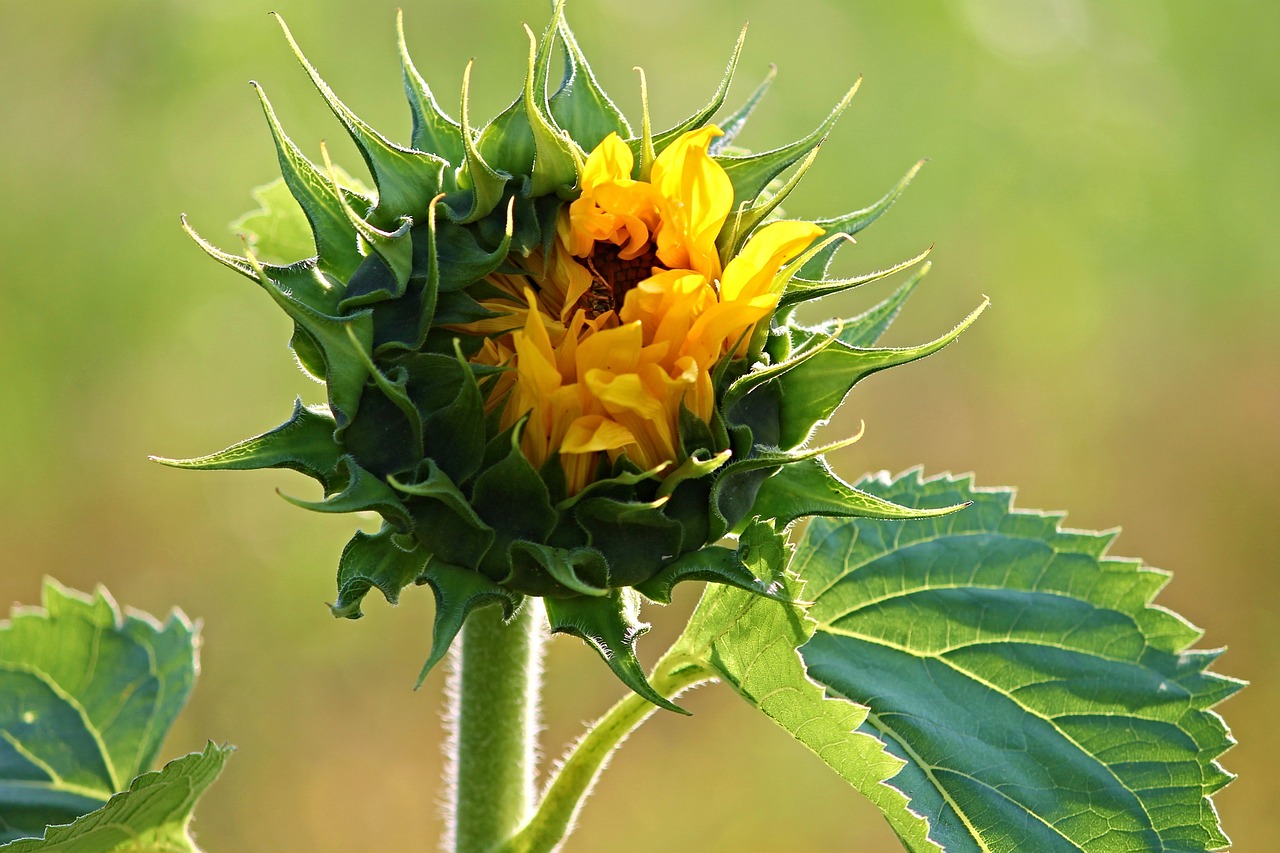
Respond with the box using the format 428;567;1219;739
444;599;547;853
496;654;713;853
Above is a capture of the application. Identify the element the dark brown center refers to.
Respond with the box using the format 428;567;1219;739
579;242;662;319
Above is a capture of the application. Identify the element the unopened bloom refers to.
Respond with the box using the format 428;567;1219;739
164;6;982;707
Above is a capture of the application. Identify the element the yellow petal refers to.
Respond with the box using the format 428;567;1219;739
721;220;825;302
561;415;636;454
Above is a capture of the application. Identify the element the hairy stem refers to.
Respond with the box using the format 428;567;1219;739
443;599;546;853
497;654;713;853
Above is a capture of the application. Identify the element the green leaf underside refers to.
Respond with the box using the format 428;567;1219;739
0;744;231;853
670;574;938;850
0;582;199;844
795;470;1240;852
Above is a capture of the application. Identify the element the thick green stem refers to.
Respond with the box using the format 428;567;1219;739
444;599;546;853
497;655;713;853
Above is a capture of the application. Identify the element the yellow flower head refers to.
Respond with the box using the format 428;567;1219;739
467;128;822;493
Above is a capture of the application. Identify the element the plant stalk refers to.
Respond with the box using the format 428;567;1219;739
497;655;712;853
444;599;546;853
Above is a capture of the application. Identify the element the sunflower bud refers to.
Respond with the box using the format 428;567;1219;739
161;3;984;708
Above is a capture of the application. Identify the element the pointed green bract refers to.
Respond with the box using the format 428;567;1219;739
751;457;969;526
331;526;431;619
545;593;686;714
775;297;988;449
0;582;201;844
796;471;1240;851
397;11;465;169
708;65;776;156
151;399;341;491
640;24;748;159
548;9;631;149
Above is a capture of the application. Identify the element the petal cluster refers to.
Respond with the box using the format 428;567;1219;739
471;129;822;492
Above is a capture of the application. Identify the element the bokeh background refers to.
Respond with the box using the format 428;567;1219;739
1;0;1275;849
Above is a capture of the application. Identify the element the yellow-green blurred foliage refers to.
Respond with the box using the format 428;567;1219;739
1;0;1275;849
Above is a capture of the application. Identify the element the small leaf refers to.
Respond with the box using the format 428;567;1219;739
636;518;789;605
391;460;496;571
506;543;609;598
797;470;1241;851
778;248;930;310
151;399;341;492
825;260;930;349
0;582;199;843
0;743;232;853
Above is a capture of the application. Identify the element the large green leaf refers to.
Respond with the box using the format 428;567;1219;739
667;569;939;849
0;581;215;847
795;470;1241;851
0;744;231;853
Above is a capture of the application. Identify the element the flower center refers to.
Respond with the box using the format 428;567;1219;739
579;241;663;319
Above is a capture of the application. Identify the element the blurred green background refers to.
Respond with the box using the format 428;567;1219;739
1;0;1275;849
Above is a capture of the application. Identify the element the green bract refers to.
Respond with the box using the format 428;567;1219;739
160;3;983;706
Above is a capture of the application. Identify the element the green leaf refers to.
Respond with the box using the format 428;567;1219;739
707;65;776;156
666;574;938;850
0;743;231;853
830;261;931;348
416;561;520;686
397;10;464;169
797;470;1241;852
280;455;412;531
150;399;341;492
0;582;199;843
778;249;930;310
635;518;788;605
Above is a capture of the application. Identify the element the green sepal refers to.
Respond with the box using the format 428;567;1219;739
397;10;464;170
272;14;445;226
431;205;514;292
150;398;342;491
636;24;747;161
331;525;431;619
397;350;488;484
837;261;931;347
716;82;858;209
777;297;988;448
722;323;841;411
181;216;340;315
315;143;414;293
656;448;732;499
470;435;558;582
573;497;684;587
280;455;413;530
523;13;580;196
416;561;521;687
476;93;536;193
548;9;631;150
778;248;930;310
719;146;822;259
506;542;609;598
797;159;925;280
250;83;363;278
391;460;496;570
545;592;687;714
554;463;668;512
750;456;969;526
451;61;513;225
636;517;790;605
708;65;776;156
